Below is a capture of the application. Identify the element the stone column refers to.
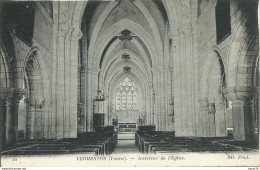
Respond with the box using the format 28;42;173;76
180;30;188;136
77;64;85;133
164;68;172;131
4;96;13;144
81;35;88;132
25;98;36;139
208;106;216;137
92;69;99;131
154;81;160;130
243;97;256;143
2;89;23;145
190;14;200;137
44;100;52;139
146;82;152;125
35;101;44;139
231;98;246;140
168;67;174;131
152;67;159;130
230;97;256;141
160;70;166;131
12;96;21;143
0;94;6;150
54;26;82;139
151;88;155;125
224;86;257;141
154;85;159;130
1;88;13;146
169;33;176;133
77;98;83;133
199;98;216;137
171;31;184;136
86;68;93;132
55;28;66;139
164;69;168;131
104;99;109;126
69;28;82;138
86;67;99;131
215;98;227;137
199;98;209;137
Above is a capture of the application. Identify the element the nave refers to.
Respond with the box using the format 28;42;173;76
112;133;138;154
0;0;259;157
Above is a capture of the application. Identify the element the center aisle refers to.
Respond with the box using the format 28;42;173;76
112;133;139;154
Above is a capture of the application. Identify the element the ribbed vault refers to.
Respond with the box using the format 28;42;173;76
78;0;169;128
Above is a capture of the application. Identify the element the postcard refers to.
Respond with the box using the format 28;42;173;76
0;0;259;167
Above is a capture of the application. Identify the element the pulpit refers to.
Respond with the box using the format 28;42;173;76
93;113;105;131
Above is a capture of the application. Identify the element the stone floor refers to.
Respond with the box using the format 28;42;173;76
112;133;139;154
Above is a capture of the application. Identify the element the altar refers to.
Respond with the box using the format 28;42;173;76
118;123;137;133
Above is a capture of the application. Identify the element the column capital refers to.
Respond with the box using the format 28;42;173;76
35;97;46;109
223;86;258;107
12;98;21;106
223;86;258;101
81;35;88;40
3;96;13;107
198;97;210;113
57;27;69;38
0;87;15;98
179;20;193;36
1;88;24;102
231;96;255;106
71;27;83;41
214;97;226;108
24;98;36;107
14;88;25;100
177;26;186;38
56;26;83;40
78;65;86;72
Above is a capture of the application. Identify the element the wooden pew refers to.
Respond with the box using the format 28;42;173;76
135;131;251;154
78;131;118;155
2;130;118;156
1;142;98;155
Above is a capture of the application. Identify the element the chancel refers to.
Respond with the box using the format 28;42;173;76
0;0;259;156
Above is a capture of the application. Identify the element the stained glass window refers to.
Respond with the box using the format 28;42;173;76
116;77;138;110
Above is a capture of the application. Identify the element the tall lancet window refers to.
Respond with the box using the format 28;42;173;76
116;77;138;111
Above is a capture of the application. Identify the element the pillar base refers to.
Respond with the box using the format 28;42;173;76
224;86;258;142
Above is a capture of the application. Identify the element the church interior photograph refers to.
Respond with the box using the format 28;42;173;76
0;0;259;156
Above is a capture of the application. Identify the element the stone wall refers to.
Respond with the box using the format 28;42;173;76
33;3;53;53
195;0;258;140
0;2;53;143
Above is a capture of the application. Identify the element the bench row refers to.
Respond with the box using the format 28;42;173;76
2;132;118;156
78;131;118;155
135;131;250;154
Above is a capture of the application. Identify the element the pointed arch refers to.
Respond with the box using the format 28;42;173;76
91;19;159;69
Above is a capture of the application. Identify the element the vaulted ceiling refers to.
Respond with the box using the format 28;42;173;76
80;0;169;97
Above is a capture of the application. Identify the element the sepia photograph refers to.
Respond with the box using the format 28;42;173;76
0;0;259;167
